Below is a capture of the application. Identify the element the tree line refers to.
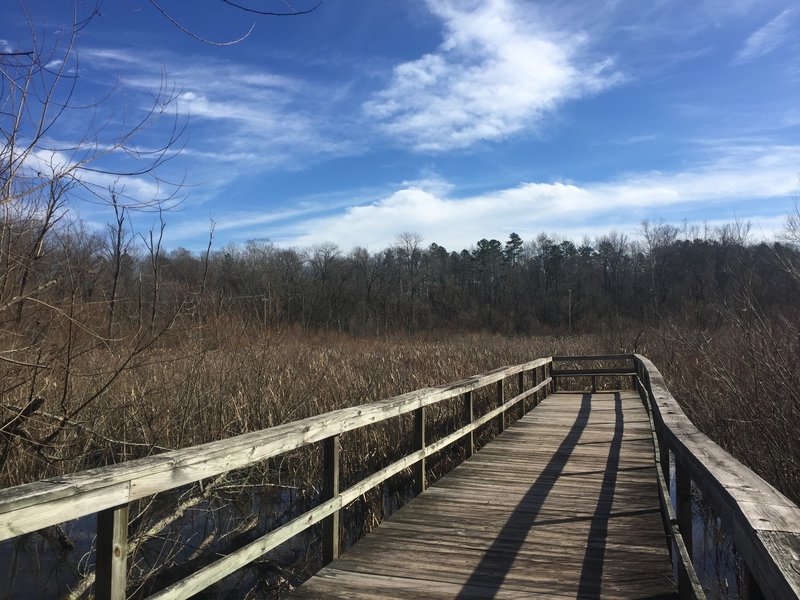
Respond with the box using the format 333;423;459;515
5;207;798;339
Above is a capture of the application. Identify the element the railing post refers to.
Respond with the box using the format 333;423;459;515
96;504;129;600
462;391;474;459
591;375;596;393
532;367;539;407
496;380;505;434
630;359;637;391
659;435;670;492
322;434;340;564
518;371;526;417
675;461;692;562
413;407;426;495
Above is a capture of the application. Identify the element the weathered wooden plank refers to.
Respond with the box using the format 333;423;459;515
143;382;558;600
290;567;594;600
291;392;678;599
0;480;130;540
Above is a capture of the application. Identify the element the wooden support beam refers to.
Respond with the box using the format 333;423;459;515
551;368;638;376
413;407;426;495
675;462;693;561
96;504;128;600
517;371;525;417
496;380;505;434
659;436;670;491
322;435;340;564
462;391;474;459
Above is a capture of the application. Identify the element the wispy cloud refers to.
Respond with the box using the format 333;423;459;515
80;46;356;179
266;144;799;250
364;0;621;152
733;9;794;64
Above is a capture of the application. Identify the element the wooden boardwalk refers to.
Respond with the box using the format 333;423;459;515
4;355;798;598
291;391;678;599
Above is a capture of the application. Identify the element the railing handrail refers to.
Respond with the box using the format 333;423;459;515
634;354;800;600
551;353;635;361
0;357;550;541
0;357;553;599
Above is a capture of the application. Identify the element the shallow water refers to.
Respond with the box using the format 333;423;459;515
669;453;741;599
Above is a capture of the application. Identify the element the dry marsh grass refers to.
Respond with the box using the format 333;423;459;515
3;329;602;485
3;315;799;597
1;328;602;597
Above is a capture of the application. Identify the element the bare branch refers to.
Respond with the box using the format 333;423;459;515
148;0;256;45
220;0;325;16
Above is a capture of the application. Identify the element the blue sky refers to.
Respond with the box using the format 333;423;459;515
5;0;800;251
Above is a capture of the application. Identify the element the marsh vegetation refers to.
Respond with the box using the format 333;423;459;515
1;198;799;597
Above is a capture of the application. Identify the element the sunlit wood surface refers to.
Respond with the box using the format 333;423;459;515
291;391;677;599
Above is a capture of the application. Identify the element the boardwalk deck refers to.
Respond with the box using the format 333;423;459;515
291;391;678;599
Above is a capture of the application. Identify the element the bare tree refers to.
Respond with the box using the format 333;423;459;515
1;3;184;216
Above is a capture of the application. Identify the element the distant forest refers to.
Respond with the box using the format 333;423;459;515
7;210;796;336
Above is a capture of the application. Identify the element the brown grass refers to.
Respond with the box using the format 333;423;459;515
2;327;606;486
0;325;604;597
2;310;799;597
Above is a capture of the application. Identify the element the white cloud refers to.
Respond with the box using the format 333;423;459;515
734;9;795;64
81;48;140;64
9;145;166;210
81;47;355;178
364;0;621;152
269;144;800;250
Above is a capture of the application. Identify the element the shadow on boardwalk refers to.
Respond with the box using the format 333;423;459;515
291;391;677;599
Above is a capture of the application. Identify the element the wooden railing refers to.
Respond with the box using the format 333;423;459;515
542;354;800;600
0;358;553;599
634;354;800;600
3;354;799;599
551;353;639;392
